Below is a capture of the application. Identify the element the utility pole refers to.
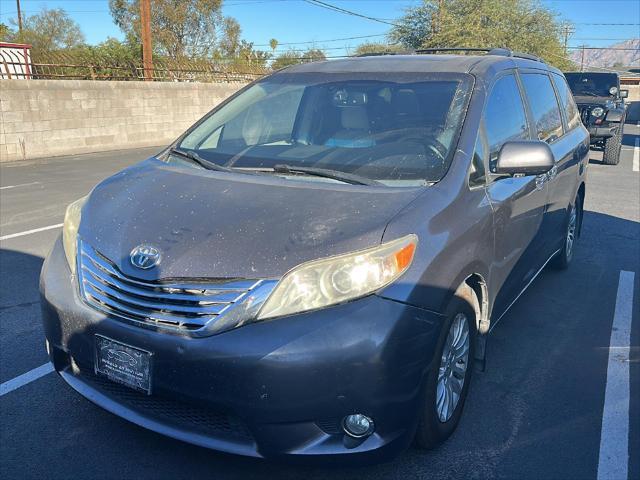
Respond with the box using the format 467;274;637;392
560;22;574;57
140;0;153;81
16;0;23;32
580;44;586;72
433;0;444;34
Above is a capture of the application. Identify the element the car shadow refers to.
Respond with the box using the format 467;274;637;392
0;248;44;309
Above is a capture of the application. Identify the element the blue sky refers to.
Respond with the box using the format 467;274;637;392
1;0;639;58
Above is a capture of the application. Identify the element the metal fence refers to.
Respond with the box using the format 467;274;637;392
1;47;266;82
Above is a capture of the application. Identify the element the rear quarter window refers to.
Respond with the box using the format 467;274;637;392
552;73;582;131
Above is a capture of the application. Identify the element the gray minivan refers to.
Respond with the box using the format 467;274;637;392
40;49;589;463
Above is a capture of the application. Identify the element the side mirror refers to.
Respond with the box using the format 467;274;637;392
495;141;554;176
620;89;628;99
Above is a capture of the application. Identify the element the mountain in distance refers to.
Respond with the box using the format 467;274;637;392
569;38;639;69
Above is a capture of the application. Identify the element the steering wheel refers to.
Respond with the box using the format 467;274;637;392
424;139;448;163
399;132;448;163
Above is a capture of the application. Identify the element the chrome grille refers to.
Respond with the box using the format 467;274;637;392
77;241;262;333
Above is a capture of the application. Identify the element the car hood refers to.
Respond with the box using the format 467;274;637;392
78;158;423;281
573;95;612;106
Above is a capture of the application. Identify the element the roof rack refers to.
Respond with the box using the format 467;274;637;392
415;47;544;63
356;51;402;57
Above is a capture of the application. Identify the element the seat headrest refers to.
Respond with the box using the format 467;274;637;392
340;107;369;130
393;89;419;116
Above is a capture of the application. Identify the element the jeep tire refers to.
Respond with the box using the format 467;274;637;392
603;128;622;165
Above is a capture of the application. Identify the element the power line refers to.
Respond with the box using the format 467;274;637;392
0;10;111;16
253;33;388;47
547;51;640;76
302;0;399;27
574;38;640;41
567;46;640;51
575;23;640;26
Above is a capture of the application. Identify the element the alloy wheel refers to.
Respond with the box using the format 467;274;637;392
436;313;470;423
566;204;577;261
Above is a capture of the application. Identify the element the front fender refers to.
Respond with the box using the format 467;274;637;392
605;107;625;123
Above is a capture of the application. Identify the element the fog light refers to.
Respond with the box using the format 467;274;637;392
343;414;374;438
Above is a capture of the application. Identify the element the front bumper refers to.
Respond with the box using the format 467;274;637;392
40;237;445;464
587;124;618;142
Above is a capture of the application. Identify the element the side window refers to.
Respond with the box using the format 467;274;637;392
552;73;582;130
484;74;529;172
520;73;564;143
469;131;487;187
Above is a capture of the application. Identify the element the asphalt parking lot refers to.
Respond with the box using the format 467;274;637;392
1;110;639;479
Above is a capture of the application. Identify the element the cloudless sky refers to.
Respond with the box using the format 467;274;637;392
0;0;638;59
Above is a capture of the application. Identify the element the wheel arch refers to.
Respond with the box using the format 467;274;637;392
577;182;586;237
463;273;490;335
452;272;490;370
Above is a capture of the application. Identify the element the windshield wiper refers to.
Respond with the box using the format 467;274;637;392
169;148;234;173
272;164;382;186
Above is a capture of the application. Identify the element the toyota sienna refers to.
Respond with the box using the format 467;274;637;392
40;49;589;464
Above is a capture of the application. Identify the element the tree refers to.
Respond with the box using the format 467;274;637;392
390;0;575;69
352;42;406;56
109;0;224;59
214;18;270;72
7;8;85;54
389;3;434;50
269;38;278;52
0;23;10;41
271;50;304;70
271;48;327;71
82;37;141;65
219;17;241;58
303;48;327;62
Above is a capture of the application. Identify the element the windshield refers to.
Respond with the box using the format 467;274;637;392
564;73;618;97
177;72;472;186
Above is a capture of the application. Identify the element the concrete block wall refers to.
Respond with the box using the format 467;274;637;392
0;80;246;162
624;84;640;102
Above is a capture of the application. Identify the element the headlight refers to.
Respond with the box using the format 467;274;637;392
257;234;418;320
62;196;87;275
591;107;605;117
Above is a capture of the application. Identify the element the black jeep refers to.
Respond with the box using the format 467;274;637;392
564;72;628;165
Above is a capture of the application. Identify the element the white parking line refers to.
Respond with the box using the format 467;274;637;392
0;181;41;190
0;363;54;397
632;138;639;172
597;270;635;480
0;223;63;241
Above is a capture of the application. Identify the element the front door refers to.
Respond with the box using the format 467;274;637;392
479;72;550;320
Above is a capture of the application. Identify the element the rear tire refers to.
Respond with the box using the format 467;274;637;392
552;196;581;270
602;129;622;165
415;284;477;449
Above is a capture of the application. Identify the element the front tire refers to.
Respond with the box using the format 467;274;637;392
415;284;477;449
602;129;622;165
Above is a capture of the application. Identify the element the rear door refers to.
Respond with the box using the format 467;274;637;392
520;71;585;256
550;72;589;242
482;72;550;319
